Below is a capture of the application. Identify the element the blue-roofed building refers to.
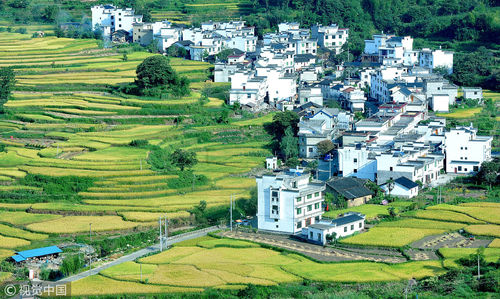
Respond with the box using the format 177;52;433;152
302;212;366;245
11;246;62;263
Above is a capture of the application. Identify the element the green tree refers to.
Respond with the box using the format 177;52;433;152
171;149;198;171
41;5;58;22
475;159;499;188
0;67;15;109
147;147;173;172
265;110;300;142
280;127;298;161
317;140;334;155
135;55;189;96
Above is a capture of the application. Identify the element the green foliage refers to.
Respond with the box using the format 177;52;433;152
171;149;198;171
165;46;189;59
451;47;498;91
147;147;173;173
128;139;149;147
135;55;190;97
0;67;16;109
280;127;298;161
235;186;257;217
166;170;207;189
317;140;334;156
20;174;95;201
60;254;84;277
475;158;500;187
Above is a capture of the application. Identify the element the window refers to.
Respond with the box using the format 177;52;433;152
307;205;312;212
465;168;468;172
119;18;121;21
310;232;313;238
460;147;463;150
307;194;312;199
308;148;313;152
344;226;347;232
272;191;278;197
296;197;301;203
359;222;362;228
354;169;357;173
354;158;357;163
473;166;479;172
351;225;354;230
296;208;302;215
314;203;319;209
297;221;302;228
390;167;393;171
119;24;122;28
317;233;321;240
314;192;320;197
458;166;462;171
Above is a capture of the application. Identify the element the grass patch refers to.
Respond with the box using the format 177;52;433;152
341;227;446;247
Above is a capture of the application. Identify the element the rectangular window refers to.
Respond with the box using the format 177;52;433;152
354;158;357;163
297;221;302;228
296;197;301;203
354;169;357;173
296;208;302;215
351;225;354;230
344;226;347;232
272;191;278;197
314;203;319;209
314;192;319;197
307;194;312;199
359;222;362;228
307;205;312;212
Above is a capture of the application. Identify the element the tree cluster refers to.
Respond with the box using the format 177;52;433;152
264;111;300;166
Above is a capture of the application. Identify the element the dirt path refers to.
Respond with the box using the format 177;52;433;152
221;231;407;263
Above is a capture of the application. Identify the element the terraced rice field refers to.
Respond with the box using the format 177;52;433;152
427;204;500;224
324;202;412;220
71;236;446;295
341;227;446;247
439;248;500;263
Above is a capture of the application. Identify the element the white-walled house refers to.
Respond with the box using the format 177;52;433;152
444;125;492;174
463;87;483;101
419;48;454;74
381;176;419;198
256;170;326;234
311;24;348;54
266;157;278;170
302;212;365;245
91;5;142;38
429;94;450;112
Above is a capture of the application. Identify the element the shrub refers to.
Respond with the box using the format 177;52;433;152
129;139;149;147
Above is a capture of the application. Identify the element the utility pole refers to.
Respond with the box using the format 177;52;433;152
159;217;162;252
89;223;92;242
477;253;480;279
140;263;142;282
164;214;168;249
230;194;233;232
192;173;195;191
140;159;142;171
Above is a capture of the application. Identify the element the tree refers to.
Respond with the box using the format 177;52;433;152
0;67;15;110
42;5;58;22
386;178;395;197
135;55;189;96
317;140;334;156
326;232;337;245
280;127;298;161
147;147;173;172
388;206;397;218
171;149;198;171
265;111;300;141
475;160;500;188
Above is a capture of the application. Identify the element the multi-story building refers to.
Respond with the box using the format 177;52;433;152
91;5;142;38
311;24;348;54
419;48;454;74
444;125;492;174
256;169;326;234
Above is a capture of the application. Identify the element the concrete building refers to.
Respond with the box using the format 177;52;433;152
381;176;419;198
91;4;142;38
463;87;483;101
444;125;492;174
256;169;326;234
419;48;454;74
302;212;365;245
311;24;348;54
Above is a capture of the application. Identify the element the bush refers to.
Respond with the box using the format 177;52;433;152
167;170;208;189
129;139;149;147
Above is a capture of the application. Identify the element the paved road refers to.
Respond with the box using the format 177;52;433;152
58;226;220;283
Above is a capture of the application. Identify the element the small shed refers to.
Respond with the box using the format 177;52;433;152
12;246;62;263
462;87;482;101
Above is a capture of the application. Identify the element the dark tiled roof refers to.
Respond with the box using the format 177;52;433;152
326;177;373;200
395;176;418;189
294;54;315;63
331;213;364;226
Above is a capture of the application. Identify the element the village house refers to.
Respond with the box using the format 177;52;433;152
326;177;373;207
444;125;492;174
311;24;348;54
419;48;454;74
381;176;419;198
462;87;483;101
91;4;142;39
256;168;326;234
302;212;366;245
